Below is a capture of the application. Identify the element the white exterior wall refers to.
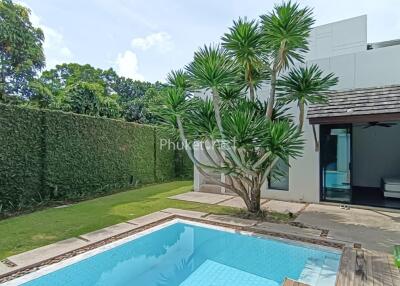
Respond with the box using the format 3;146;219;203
283;15;400;203
194;15;400;203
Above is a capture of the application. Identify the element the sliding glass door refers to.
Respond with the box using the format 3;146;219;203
320;125;352;203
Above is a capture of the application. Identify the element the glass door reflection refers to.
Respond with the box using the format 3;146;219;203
320;125;352;203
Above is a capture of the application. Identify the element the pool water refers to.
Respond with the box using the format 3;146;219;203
19;221;341;286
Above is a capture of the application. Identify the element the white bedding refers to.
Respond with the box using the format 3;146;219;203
383;177;400;198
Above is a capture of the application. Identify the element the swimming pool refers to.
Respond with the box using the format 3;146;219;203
8;220;341;286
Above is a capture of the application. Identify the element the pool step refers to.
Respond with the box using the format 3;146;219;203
180;259;280;286
317;256;340;286
298;256;339;286
299;257;324;285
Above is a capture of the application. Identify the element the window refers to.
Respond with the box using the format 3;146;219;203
268;159;289;191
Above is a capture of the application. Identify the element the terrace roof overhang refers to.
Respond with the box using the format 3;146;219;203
307;85;400;125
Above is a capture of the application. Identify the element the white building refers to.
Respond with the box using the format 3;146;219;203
194;15;400;209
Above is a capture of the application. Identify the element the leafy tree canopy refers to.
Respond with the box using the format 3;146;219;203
0;0;45;100
29;63;164;122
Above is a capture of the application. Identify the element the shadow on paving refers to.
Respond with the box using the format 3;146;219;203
295;204;400;253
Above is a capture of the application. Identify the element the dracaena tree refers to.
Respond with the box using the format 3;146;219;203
277;65;338;132
154;1;337;213
221;17;266;101
260;1;314;119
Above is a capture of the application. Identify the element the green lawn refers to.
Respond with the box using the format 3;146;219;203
0;181;238;260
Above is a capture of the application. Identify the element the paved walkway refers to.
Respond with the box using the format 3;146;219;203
170;192;307;214
170;191;400;253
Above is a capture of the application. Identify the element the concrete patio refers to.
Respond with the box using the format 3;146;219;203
295;203;400;253
169;191;400;253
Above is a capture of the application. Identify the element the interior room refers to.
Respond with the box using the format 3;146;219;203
320;121;400;209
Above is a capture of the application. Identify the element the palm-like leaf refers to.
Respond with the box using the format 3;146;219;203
185;45;240;91
222;18;263;67
261;120;304;163
184;98;220;141
151;87;189;128
255;99;292;121
260;1;314;71
167;69;191;90
222;100;266;148
218;85;245;104
222;18;268;100
277;64;338;131
222;18;266;96
277;64;338;105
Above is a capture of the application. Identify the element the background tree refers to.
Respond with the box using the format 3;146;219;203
154;1;337;213
0;1;163;122
30;63;163;122
0;0;45;101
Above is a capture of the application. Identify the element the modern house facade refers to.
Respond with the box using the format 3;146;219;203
194;15;400;209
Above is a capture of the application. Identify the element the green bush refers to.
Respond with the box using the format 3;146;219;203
0;105;44;211
0;104;192;215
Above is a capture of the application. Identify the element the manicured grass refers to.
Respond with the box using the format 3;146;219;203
0;181;239;259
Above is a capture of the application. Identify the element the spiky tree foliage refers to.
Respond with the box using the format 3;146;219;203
186;45;240;133
153;1;337;213
166;69;191;90
260;1;314;118
278;65;338;131
221;18;266;101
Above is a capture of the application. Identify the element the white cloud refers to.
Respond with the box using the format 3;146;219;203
19;2;73;69
115;50;144;80
131;32;173;53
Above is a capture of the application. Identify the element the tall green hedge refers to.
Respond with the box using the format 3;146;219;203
0;104;192;214
0;106;44;211
155;128;176;181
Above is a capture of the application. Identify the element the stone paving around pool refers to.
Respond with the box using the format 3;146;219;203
169;191;400;253
169;192;307;214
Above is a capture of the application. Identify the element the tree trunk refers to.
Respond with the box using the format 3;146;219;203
211;88;224;134
247;179;261;213
298;101;305;132
266;69;277;119
249;84;255;101
248;187;261;213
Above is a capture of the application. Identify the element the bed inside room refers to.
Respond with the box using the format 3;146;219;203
351;121;400;209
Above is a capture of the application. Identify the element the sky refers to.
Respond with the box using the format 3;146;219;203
21;0;400;83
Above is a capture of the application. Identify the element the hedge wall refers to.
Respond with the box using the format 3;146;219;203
0;104;192;214
0;106;44;211
155;128;176;181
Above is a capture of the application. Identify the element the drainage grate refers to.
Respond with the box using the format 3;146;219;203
1;259;17;268
320;229;329;238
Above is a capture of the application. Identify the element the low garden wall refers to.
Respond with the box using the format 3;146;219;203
0;104;192;214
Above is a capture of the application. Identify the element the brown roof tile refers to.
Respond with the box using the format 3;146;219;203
308;85;400;119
